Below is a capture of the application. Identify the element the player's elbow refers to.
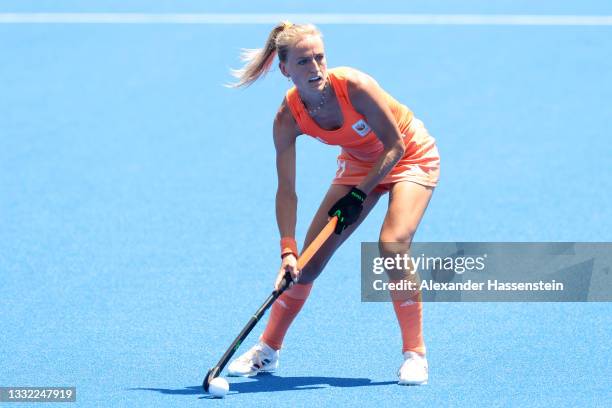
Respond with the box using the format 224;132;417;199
395;138;406;154
276;185;297;202
386;138;405;156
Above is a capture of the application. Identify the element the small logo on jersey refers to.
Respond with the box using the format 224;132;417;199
351;119;371;137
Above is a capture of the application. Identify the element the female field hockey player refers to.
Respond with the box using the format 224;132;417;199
226;22;440;385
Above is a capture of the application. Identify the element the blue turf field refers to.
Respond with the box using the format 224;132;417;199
1;1;611;407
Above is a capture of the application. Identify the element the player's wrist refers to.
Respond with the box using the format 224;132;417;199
280;237;298;258
349;187;367;203
281;252;297;261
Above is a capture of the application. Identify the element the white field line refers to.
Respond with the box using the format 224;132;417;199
0;13;612;25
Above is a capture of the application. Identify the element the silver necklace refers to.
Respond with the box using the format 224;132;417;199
304;81;329;117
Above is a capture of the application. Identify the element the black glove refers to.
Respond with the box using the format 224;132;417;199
327;187;367;234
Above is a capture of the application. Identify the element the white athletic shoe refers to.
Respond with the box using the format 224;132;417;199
227;341;279;377
398;351;428;385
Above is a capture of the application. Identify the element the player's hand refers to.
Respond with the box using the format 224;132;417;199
274;254;299;291
327;187;367;234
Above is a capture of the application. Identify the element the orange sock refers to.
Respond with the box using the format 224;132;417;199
261;283;313;350
390;280;426;355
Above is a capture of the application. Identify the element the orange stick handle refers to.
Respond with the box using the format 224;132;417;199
297;217;338;270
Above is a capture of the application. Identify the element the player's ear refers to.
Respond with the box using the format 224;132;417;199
279;61;289;78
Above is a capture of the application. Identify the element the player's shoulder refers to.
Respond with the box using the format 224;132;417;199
332;66;379;93
331;66;375;83
274;96;299;136
332;67;380;103
275;96;294;124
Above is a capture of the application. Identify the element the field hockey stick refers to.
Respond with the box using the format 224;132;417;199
202;216;338;391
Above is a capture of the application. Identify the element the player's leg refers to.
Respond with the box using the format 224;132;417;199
378;181;434;385
259;184;382;347
228;184;382;377
298;184;383;283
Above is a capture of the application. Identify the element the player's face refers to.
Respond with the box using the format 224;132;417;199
282;35;328;94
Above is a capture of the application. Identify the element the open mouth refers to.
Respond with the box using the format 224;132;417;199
308;75;322;83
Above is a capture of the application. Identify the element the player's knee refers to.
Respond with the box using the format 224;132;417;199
378;231;415;254
378;231;416;281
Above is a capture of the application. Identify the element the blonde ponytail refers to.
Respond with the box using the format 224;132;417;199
229;21;322;88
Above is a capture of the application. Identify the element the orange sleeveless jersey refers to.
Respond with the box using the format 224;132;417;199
286;67;440;188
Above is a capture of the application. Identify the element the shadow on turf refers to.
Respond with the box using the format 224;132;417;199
129;373;396;397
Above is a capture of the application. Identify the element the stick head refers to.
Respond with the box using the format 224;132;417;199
203;367;220;392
